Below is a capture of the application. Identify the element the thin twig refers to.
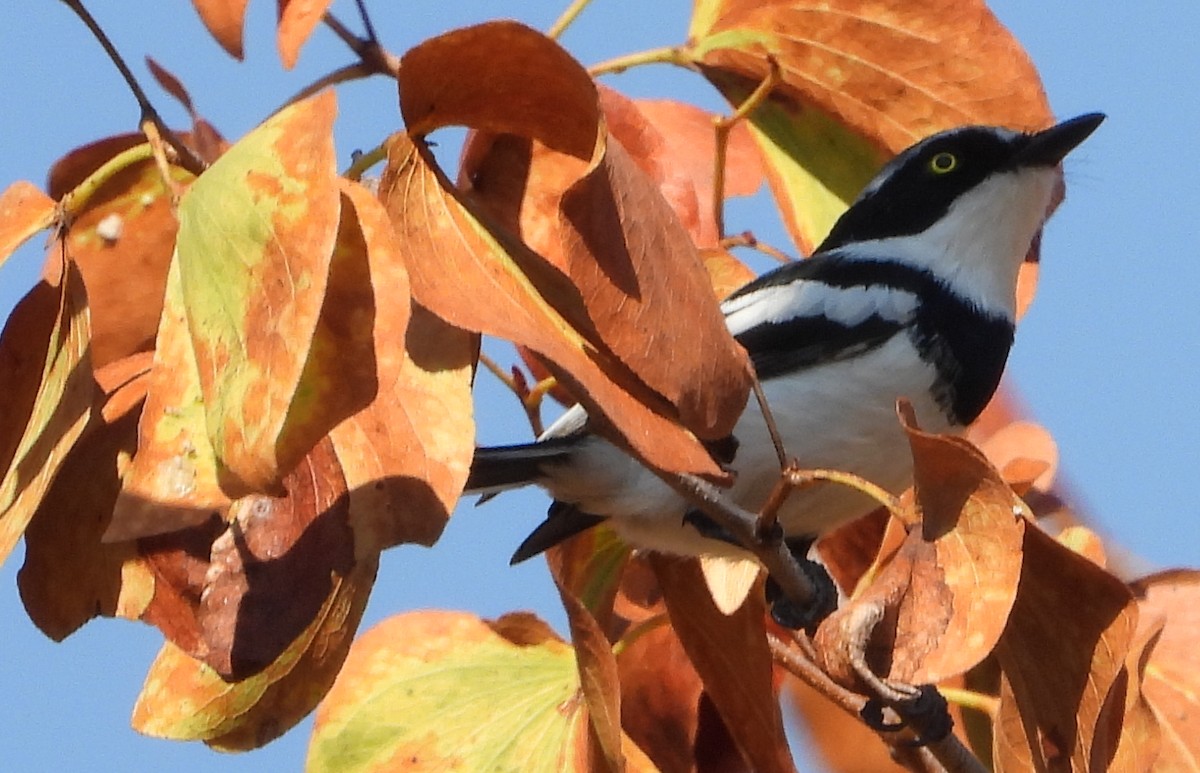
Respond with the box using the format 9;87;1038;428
588;46;690;77
59;0;206;176
720;230;796;264
712;57;780;238
322;10;401;77
547;0;595;39
352;0;379;44
751;373;789;470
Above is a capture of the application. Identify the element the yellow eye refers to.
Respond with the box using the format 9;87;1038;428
929;152;958;174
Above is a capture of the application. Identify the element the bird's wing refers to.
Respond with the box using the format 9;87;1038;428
721;254;919;379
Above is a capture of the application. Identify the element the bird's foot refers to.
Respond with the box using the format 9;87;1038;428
764;535;838;633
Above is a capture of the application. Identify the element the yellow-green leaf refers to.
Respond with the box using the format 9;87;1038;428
175;89;340;494
0;262;95;566
307;611;590;773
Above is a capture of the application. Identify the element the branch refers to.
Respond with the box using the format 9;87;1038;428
59;0;206;177
322;9;400;77
588;46;691;77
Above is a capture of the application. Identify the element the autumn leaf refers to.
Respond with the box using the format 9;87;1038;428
814;406;1027;689
0;181;56;266
686;0;1053;251
652;555;797;773
306;611;656;773
46;133;191;369
108;255;230;542
17;410;142;640
392;20;752;478
131;553;377;751
175;89;340;493
1130;570;1200;770
277;0;334;69
992;527;1138;772
599;89;763;247
0;262;95;567
191;0;250;59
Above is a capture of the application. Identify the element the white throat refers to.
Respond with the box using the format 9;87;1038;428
843;167;1060;318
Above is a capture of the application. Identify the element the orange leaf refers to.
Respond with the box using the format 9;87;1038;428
689;0;1052;152
652;555;797;773
558;580;624;772
327;302;475;556
815;408;1027;688
992;527;1138;772
1130;570;1200;770
394;20;751;477
381;132;725;479
600;89;763;247
0;181;56;267
190;0;250;59
46;133;188;369
276;0;333;69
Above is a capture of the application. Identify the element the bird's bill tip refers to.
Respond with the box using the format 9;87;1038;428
1017;112;1106;166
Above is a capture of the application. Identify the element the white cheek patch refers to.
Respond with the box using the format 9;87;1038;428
722;281;918;336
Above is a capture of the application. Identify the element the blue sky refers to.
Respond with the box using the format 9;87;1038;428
1;2;1197;770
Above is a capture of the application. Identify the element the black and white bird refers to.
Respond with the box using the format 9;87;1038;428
467;113;1104;566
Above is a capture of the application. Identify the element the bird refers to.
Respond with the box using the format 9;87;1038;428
466;113;1105;570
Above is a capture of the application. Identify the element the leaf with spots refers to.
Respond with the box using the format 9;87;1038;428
175;90;341;494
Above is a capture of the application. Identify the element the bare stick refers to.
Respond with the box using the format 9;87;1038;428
720;231;796;264
59;0;206;176
588;46;690;77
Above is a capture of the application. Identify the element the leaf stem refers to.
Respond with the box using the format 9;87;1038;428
588;46;690;77
720;231;795;264
344;142;388;181
712;56;780;238
938;687;1000;719
58;143;158;217
611;614;669;657
547;0;594;39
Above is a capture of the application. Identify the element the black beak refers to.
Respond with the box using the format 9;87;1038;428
1014;112;1105;167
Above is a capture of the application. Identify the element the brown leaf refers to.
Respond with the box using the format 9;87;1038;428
17;411;141;640
1130;570;1200;770
0;181;56;264
689;0;1052;153
132;552;377;751
46;133;189;369
600;89;763;247
0;263;95;567
94;350;153;423
1108;621;1164;773
144;58;228;163
618;621;705;773
815;407;1027;688
652;555;796;773
137;438;355;680
328;302;475;556
381;132;725;479
546;524;631;633
191;0;250;59
992;526;1138;772
276;0;333;69
394;20;751;476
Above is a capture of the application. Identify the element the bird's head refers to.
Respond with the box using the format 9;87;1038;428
819;113;1105;318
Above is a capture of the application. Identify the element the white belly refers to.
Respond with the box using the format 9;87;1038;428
539;335;957;557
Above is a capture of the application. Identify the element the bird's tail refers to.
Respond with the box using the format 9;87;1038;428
464;440;574;495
